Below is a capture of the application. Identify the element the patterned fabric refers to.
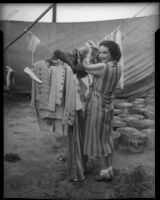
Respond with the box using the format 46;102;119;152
56;65;65;105
77;75;93;105
47;66;58;112
67;111;86;181
62;64;77;125
34;61;51;108
47;65;65;111
83;55;122;157
31;60;66;119
31;60;65;134
31;60;85;180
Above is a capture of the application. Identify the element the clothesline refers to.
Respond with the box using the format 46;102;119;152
26;2;153;55
98;2;152;43
43;2;152;53
39;39;53;54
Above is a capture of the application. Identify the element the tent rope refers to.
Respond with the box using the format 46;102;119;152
4;2;153;54
99;2;153;43
32;2;153;53
39;40;53;54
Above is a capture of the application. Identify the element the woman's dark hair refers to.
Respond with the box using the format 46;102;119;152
99;40;122;62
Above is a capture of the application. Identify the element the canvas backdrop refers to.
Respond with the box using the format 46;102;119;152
1;15;158;98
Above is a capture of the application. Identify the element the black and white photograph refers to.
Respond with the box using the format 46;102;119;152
1;3;159;199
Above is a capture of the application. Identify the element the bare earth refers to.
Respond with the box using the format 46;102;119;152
4;95;155;199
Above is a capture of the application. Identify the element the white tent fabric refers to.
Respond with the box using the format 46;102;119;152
1;15;158;97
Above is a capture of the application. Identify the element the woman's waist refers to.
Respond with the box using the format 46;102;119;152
92;90;114;101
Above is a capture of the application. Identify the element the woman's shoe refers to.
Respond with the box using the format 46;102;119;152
108;167;114;177
68;176;86;182
95;173;112;182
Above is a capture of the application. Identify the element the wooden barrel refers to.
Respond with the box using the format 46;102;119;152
127;131;146;153
113;116;122;121
128;114;145;119
144;105;155;119
117;127;140;135
116;102;133;114
117;114;144;125
134;98;145;103
117;127;139;146
114;109;123;115
133;104;146;108
122;116;139;125
141;129;155;150
130;107;147;115
146;96;155;105
127;119;155;130
145;111;155;120
118;113;144;119
117;127;146;153
113;120;127;130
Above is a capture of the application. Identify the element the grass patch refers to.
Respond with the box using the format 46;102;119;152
42;165;155;199
110;165;155;198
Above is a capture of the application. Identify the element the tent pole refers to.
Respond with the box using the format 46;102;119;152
52;3;56;23
4;3;54;52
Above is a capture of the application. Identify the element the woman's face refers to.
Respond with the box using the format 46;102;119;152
99;45;111;63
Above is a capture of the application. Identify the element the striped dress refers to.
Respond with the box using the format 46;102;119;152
83;60;122;157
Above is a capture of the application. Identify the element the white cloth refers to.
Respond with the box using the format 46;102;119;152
104;30;124;89
116;30;124;89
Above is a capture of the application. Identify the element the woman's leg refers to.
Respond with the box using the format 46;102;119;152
106;154;114;176
83;155;88;172
107;154;113;168
100;156;109;169
95;155;113;181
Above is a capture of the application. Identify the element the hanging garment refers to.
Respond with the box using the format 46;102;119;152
31;60;66;133
77;75;93;107
62;63;77;125
4;66;15;92
104;30;124;89
67;110;86;182
52;62;85;181
31;59;86;181
116;30;124;89
47;65;65;111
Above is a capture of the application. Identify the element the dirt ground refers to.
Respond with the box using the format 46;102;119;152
3;94;155;199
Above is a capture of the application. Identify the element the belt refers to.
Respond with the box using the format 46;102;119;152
93;90;113;104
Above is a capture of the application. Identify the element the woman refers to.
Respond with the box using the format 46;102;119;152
83;40;122;181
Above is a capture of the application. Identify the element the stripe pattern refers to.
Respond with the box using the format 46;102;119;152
83;61;121;157
67;110;86;181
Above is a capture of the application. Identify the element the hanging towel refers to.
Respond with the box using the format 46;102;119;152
104;30;124;89
27;32;40;53
116;30;124;89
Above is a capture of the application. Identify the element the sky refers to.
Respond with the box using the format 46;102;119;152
0;3;159;23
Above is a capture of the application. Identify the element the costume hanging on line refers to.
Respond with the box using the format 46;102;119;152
31;60;65;133
31;59;86;181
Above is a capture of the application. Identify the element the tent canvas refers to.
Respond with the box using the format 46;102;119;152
1;15;159;98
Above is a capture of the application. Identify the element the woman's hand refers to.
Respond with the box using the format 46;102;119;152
85;40;98;51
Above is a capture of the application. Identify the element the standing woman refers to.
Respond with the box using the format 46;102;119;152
83;40;122;181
